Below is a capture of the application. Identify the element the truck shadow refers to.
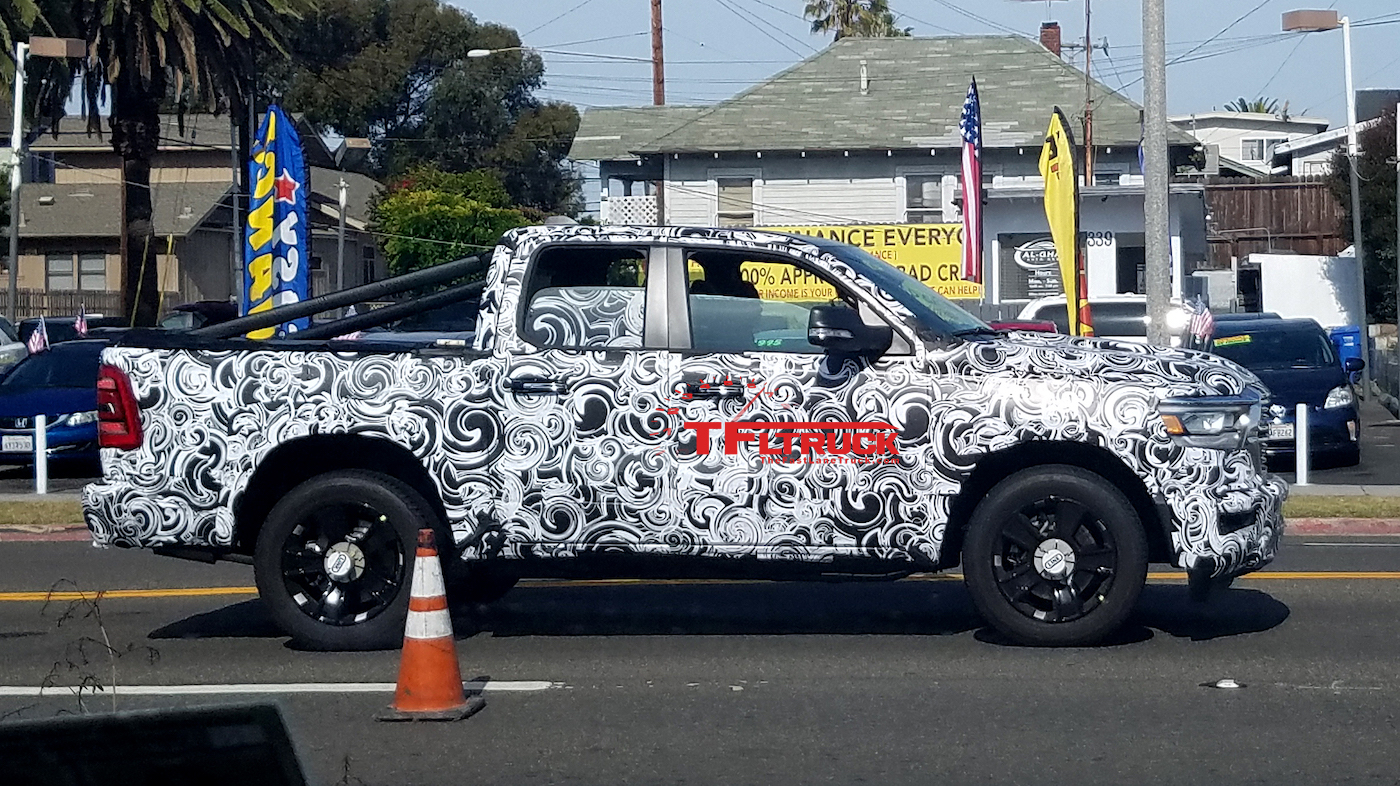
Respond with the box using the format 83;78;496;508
147;580;1289;646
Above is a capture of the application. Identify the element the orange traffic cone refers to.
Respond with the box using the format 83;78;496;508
376;528;485;722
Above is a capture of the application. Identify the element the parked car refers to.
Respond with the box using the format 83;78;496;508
84;225;1286;650
159;301;239;331
19;315;127;346
988;319;1057;333
0;340;105;465
1208;317;1362;468
0;316;27;371
1016;294;1191;342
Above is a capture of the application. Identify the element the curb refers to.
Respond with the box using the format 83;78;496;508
1288;518;1400;535
0;527;90;542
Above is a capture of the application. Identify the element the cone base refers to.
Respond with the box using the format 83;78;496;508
375;695;485;723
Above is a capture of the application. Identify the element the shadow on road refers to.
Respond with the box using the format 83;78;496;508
145;580;1290;646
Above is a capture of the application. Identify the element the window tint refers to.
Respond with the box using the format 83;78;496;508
522;247;647;348
686;250;854;354
1212;328;1336;369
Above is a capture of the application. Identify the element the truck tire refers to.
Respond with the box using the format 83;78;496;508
254;470;437;651
961;465;1147;646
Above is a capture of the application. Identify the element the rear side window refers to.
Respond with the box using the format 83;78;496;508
521;246;647;348
1032;301;1145;337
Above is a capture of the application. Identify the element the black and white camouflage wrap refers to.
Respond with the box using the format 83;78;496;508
83;225;1286;579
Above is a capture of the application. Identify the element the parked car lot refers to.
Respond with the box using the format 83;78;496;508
0;340;104;466
1208;317;1362;468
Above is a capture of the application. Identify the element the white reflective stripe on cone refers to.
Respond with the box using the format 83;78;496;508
404;607;453;640
411;553;446;599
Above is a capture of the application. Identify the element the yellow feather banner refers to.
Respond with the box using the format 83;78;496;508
1038;108;1093;337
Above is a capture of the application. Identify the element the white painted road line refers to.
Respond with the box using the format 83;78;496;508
1298;542;1400;548
0;680;557;697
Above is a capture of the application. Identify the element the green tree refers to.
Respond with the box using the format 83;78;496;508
1224;97;1288;117
1328;109;1398;323
263;0;580;214
371;165;527;276
804;0;910;40
27;0;312;326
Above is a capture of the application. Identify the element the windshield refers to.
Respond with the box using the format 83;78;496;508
804;236;989;336
1;345;103;388
1212;328;1337;370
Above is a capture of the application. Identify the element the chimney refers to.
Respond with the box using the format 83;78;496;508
1040;22;1062;57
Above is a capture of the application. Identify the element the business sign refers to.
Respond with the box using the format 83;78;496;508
758;224;983;300
243;105;309;337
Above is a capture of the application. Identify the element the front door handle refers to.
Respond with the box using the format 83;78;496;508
507;376;568;395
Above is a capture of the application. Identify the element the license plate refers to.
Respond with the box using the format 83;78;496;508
2;435;33;452
1267;423;1295;440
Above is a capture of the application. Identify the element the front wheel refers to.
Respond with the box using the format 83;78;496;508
962;465;1147;646
254;470;435;650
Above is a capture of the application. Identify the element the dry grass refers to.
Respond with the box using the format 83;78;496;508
0;500;84;530
1284;496;1400;519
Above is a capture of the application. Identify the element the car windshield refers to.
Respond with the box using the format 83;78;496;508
1212;327;1337;369
803;236;988;336
1;345;103;388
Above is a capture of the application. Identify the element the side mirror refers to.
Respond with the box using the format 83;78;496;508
1344;356;1365;373
807;304;892;354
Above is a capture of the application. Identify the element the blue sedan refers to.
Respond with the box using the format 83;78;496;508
0;340;105;465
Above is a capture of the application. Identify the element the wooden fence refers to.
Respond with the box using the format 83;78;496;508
0;290;178;321
1205;175;1347;267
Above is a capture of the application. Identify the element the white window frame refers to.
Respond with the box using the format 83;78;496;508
896;167;955;224
708;168;763;227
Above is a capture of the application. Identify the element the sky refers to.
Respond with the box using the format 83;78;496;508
457;0;1400;128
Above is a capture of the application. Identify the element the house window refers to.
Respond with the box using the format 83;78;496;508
715;178;755;227
45;254;73;290
1241;138;1288;162
905;175;943;223
362;244;377;285
78;253;106;290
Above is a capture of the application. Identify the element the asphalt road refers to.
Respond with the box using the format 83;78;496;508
2;538;1400;784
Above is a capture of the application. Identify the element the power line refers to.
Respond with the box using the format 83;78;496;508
710;0;813;58
523;0;599;37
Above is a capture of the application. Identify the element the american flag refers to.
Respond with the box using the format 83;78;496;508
959;79;984;284
26;315;49;354
335;304;363;341
1188;296;1214;348
74;304;88;337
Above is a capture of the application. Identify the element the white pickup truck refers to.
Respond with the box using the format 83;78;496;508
83;225;1286;649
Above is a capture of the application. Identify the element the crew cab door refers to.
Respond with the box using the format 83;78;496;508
662;244;943;562
492;242;683;555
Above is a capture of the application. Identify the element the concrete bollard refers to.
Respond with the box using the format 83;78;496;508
34;414;47;495
1295;403;1310;486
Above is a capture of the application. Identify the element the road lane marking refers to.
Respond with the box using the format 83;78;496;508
0;680;557;697
4;571;1400;603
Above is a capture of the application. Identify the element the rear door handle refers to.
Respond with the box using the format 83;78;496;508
681;381;744;400
507;376;568;395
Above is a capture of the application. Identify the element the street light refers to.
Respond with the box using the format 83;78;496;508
1282;9;1370;393
7;36;84;323
466;46;653;63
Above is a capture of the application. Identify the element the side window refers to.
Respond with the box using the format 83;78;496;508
522;246;648;348
686;250;860;354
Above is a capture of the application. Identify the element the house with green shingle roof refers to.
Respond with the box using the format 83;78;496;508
569;33;1210;307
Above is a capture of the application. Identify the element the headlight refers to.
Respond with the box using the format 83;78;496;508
62;411;99;427
1324;385;1354;409
1159;393;1261;450
1165;307;1191;334
0;345;25;367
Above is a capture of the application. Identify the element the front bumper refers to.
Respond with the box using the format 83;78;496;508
1261;406;1359;461
0;425;99;464
1162;448;1288;581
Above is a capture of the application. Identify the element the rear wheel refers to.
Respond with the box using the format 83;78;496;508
962;465;1147;646
254;470;434;650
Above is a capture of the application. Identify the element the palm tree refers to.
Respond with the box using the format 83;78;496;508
805;0;911;41
1224;97;1280;115
37;0;312;325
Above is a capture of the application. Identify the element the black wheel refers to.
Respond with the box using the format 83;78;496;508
254;470;436;651
962;465;1147;646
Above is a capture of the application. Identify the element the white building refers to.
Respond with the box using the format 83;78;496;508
1169;111;1332;177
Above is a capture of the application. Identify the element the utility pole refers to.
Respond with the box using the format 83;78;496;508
1082;0;1093;186
336;177;347;294
7;41;28;324
651;0;665;106
1341;16;1371;393
1393;100;1398;396
1143;0;1170;346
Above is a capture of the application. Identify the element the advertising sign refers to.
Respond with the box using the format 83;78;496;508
243;105;309;338
998;234;1064;301
759;224;982;300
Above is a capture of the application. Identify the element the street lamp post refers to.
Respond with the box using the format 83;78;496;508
6;36;84;323
1283;10;1370;394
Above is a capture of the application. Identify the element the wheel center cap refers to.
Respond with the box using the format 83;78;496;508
324;542;366;583
1034;537;1076;580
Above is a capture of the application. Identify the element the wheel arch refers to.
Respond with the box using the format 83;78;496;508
943;440;1172;568
232;434;446;555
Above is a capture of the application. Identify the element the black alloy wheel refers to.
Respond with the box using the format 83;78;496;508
963;465;1147;646
255;470;436;650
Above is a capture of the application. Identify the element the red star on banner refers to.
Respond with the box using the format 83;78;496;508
273;170;301;204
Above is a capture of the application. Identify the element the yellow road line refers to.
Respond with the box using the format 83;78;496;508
1;571;1398;602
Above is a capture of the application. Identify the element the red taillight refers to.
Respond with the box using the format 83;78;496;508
96;364;142;450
